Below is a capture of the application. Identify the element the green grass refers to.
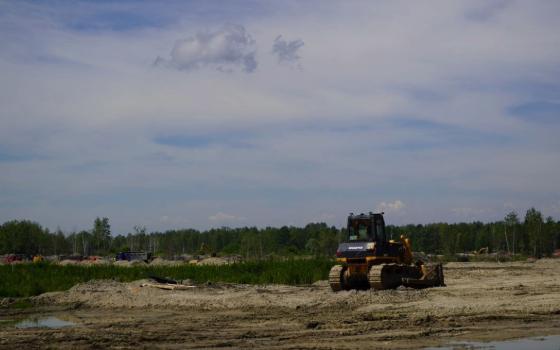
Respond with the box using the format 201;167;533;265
0;259;335;298
9;298;33;309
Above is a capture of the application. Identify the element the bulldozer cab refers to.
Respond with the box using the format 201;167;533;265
347;212;386;243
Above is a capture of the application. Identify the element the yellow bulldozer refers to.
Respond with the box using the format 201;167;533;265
329;212;445;291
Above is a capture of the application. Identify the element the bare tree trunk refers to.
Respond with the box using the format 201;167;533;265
504;226;510;255
82;236;87;256
512;228;515;257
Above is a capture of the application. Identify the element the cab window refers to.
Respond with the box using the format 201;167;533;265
349;224;369;241
358;225;368;240
349;226;357;241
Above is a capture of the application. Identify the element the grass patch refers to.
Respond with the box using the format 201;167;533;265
9;298;34;309
0;259;335;298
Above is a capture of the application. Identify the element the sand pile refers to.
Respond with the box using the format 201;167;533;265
195;257;229;266
58;259;80;266
149;258;183;267
81;259;111;266
113;260;147;267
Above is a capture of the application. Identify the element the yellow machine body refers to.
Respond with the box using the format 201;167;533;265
329;213;445;291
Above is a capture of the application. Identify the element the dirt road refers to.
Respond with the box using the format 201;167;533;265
1;259;560;349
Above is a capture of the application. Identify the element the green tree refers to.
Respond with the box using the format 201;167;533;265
524;208;543;257
0;220;46;255
305;238;321;256
543;216;556;256
504;211;519;255
92;217;111;254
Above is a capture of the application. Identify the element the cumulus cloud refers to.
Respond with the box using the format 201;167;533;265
156;24;257;73
376;200;405;214
272;35;304;65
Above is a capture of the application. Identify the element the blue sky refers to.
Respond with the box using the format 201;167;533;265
1;0;559;233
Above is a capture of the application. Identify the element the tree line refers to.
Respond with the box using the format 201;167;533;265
0;208;558;258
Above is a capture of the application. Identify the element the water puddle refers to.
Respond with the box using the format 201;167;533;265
15;316;76;329
426;335;560;349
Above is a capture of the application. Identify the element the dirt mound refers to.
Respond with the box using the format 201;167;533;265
149;258;182;266
534;258;558;267
113;260;147;267
58;259;80;266
195;257;229;266
80;259;111;266
34;280;322;309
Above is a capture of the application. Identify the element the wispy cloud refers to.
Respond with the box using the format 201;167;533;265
272;35;304;66
0;147;44;163
209;212;245;222
464;0;510;22
451;207;487;221
509;101;560;124
154;130;255;149
0;153;34;163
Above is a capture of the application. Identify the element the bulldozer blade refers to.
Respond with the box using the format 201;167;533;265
402;263;445;288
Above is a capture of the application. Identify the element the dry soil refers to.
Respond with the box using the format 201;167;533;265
1;259;560;349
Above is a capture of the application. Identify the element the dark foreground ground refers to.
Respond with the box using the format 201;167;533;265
1;259;560;349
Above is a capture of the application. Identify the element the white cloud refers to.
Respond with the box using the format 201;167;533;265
155;23;257;73
376;200;405;214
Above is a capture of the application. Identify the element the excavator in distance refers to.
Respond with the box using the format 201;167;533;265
329;212;445;291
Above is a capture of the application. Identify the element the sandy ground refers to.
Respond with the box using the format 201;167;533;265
1;259;560;349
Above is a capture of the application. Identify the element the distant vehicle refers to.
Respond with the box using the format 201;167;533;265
2;254;28;264
116;251;153;262
87;256;103;261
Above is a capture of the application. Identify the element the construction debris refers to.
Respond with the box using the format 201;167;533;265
149;275;178;285
140;282;196;291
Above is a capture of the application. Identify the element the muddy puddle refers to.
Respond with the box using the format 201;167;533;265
426;335;560;350
15;316;76;329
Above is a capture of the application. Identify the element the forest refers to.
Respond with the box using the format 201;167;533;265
0;208;558;259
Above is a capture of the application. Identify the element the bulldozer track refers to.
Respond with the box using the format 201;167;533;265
368;264;410;290
384;264;406;289
368;265;384;290
329;265;344;292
